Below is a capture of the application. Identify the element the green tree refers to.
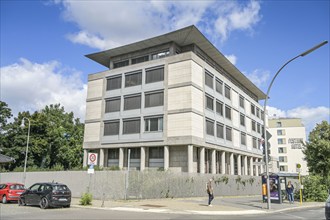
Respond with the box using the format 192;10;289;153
0;101;12;129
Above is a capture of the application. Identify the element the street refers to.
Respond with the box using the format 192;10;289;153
0;203;325;220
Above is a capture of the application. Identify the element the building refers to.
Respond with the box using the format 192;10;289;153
82;25;267;176
267;118;308;175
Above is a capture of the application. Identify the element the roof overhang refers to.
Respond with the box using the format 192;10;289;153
86;25;266;100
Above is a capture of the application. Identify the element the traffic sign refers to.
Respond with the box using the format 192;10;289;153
87;153;98;165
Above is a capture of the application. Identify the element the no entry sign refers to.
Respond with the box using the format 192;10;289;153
87;152;98;165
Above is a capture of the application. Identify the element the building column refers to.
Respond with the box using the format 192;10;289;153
221;151;226;174
83;149;88;167
211;149;216;174
254;158;259;176
237;154;242;176
140;147;146;171
99;148;105;168
119;148;124;169
243;155;248;175
230;152;234;175
187;145;194;173
249;157;254;176
199;147;205;174
164;146;169;171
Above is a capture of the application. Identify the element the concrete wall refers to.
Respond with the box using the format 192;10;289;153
0;171;261;200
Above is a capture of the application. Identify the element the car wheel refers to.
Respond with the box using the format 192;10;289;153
18;198;26;206
40;197;49;209
2;195;7;204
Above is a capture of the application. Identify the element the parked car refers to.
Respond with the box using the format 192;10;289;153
19;182;71;209
326;191;330;220
0;183;25;203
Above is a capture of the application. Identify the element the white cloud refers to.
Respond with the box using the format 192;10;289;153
225;54;237;65
244;69;270;87
53;0;262;49
0;58;87;120
267;106;330;134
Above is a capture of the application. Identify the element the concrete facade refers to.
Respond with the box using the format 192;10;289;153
83;26;267;176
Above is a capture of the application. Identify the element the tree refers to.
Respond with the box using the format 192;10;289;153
0;101;12;129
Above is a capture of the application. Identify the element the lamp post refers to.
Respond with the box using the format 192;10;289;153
21;117;31;185
263;40;328;209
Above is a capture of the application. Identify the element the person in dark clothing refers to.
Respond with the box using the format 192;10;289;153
286;181;295;204
206;179;214;206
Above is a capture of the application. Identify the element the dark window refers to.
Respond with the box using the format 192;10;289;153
251;104;255;115
256;108;260;118
123;119;140;134
225;85;231;99
206;95;214;110
241;133;246;145
113;60;129;69
151;50;169;60
277;122;282;127
253;137;257;148
216;101;223;116
132;55;149;64
149;147;164;159
216;79;223;94
252;120;256;131
145;117;163;132
105;98;121;113
104;121;120;136
226;126;232;141
108;149;119;159
216;123;224;139
205;72;213;89
257;123;261;133
146;67;164;84
129;148;141;159
106;76;122;90
239;96;244;108
240;114;245;126
206;119;214;136
225;105;231;120
125;72;142;87
145;91;164;108
124;94;141;110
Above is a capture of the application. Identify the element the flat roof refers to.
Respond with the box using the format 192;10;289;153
86;25;266;100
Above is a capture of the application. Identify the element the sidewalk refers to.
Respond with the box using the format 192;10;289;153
71;195;324;215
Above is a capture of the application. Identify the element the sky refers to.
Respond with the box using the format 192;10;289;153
1;0;329;135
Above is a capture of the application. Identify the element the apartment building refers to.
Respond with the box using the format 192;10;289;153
268;118;308;175
83;25;267;176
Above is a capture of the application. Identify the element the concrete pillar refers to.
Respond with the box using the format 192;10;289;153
221;151;226;174
249;157;254;176
83;149;88;167
255;158;259;176
244;155;248;175
199;147;205;174
164;146;169;170
119;148;124;169
237;154;242;175
188;145;194;173
211;149;216;174
140;147;146;171
230;152;234;175
99;148;105;168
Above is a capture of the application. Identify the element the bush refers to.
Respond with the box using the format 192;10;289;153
303;175;328;202
80;192;93;205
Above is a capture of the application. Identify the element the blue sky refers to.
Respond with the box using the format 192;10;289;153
1;0;329;134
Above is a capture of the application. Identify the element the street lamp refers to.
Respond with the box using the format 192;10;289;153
263;40;328;209
21;117;31;185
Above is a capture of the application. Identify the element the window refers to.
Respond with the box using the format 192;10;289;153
226;126;232;141
108;149;119;159
151;50;170;60
225;105;231;120
241;133;246;145
105;98;121;113
277;129;285;135
225;85;231;99
239;96;244;108
205;72;213;89
279;156;287;162
276;122;282;127
129;148;140;159
279;166;288;171
216;101;223;116
145;116;163;132
149;147;164;159
124;94;141;110
146;67;164;84
145;91;164;108
257;123;261;133
240;114;245;126
132;55;149;64
256;108;260;118
253;137;257;148
216;79;223;94
125;72;142;87
216;123;224;139
278;138;286;144
106;76;122;90
123;118;140;134
104;121;120;136
206;95;214;110
252;120;256;131
251;104;255;115
278;147;287;153
206;119;214;136
113;60;129;68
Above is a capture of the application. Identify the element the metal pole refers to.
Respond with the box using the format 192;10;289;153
263;40;328;209
22;117;31;185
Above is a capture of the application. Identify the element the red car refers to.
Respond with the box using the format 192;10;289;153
0;183;25;203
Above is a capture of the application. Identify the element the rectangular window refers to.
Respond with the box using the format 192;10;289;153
239;96;244;108
279;166;288;171
206;119;214;136
279;156;287;162
129;148;141;159
132;55;149;64
149;147;164;159
278;147;287;153
225;105;231;120
151;50;169;60
108;149;119;159
252;120;256;131
215;79;223;94
251;104;255;115
216;101;223;116
145;67;164;84
277;129;285;135
123;118;140;134
205;71;213;89
145;91;164;108
241;133;246;145
256;108;260;118
226;126;232;141
113;60;129;69
253;137;257;148
105;97;121;113
257;123;261;133
144;116;163;132
206;95;214;110
125;72;142;87
104;121;120;136
240;114;245;126
106;76;122;91
276;122;282;127
278;138;286;145
225;85;231;100
124;94;141;110
216;123;224;139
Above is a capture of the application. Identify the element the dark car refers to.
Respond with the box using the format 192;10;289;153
326;192;330;220
19;182;71;209
0;183;25;203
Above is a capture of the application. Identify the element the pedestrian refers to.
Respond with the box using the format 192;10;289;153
286;181;295;204
206;178;214;206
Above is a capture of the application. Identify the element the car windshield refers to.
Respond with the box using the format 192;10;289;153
10;184;25;190
53;185;68;191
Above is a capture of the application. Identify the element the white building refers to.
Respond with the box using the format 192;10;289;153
268;118;308;175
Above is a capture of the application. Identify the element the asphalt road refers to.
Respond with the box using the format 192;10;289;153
0;203;326;220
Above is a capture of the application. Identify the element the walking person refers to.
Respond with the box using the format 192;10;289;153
206;178;214;206
286;181;295;204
